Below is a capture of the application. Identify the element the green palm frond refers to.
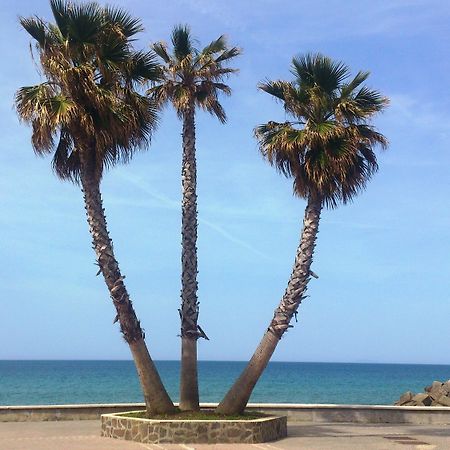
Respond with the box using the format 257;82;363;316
171;25;194;61
96;37;129;74
124;51;161;84
340;70;369;98
215;46;241;63
201;35;226;55
50;0;70;38
65;1;103;44
104;5;143;38
335;87;388;123
353;86;388;112
20;17;50;46
259;80;287;101
291;53;349;94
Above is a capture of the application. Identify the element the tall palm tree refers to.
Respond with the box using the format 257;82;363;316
216;53;388;415
16;0;175;415
148;25;240;411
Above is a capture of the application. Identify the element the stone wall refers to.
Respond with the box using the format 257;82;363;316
2;403;450;424
101;412;287;444
0;404;145;422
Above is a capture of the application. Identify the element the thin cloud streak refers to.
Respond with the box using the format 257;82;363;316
116;172;273;261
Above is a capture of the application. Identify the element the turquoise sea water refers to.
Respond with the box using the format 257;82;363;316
0;361;449;406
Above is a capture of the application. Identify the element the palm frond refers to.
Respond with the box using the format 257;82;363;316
291;53;349;94
171;25;193;61
259;80;287;101
353;86;388;113
204;98;226;123
50;0;70;37
152;41;171;63
340;70;369;98
97;36;129;72
20;17;50;46
255;121;307;178
65;1;103;44
211;82;231;95
15;83;57;122
52;128;80;182
215;46;241;63
201;35;226;55
104;5;143;38
125;50;161;84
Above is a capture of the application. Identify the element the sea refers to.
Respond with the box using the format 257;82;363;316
1;361;449;406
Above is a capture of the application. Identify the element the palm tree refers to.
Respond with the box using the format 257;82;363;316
148;26;240;411
216;53;389;415
15;0;175;415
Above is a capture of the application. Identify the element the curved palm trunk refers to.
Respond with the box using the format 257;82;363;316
216;195;322;415
81;173;175;415
179;105;204;411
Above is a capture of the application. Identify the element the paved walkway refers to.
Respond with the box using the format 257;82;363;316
0;420;449;449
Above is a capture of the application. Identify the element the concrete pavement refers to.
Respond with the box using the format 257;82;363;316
0;420;449;449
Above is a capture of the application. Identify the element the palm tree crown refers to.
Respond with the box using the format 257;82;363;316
16;0;160;183
256;53;388;207
148;25;241;119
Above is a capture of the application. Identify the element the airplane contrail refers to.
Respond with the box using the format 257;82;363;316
116;172;272;261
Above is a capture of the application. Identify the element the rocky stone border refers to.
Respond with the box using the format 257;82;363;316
395;380;450;407
101;410;287;444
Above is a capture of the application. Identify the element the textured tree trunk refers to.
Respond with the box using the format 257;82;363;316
179;105;203;411
80;173;175;415
216;195;322;415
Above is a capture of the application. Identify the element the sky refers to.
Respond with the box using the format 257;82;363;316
1;0;449;364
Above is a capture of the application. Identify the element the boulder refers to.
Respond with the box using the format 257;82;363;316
430;388;446;401
431;381;443;391
399;391;413;404
438;396;450;407
443;381;450;394
414;394;433;406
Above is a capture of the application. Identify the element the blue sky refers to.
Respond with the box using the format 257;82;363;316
1;0;449;364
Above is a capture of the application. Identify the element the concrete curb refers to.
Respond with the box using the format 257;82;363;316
1;402;449;424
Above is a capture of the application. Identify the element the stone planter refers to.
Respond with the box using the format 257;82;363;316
101;410;287;444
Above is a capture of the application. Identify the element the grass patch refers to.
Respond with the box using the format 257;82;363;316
119;409;267;421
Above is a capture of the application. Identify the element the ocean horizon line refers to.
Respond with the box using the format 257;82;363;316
1;359;449;366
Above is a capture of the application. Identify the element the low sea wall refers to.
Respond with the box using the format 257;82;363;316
1;403;450;425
